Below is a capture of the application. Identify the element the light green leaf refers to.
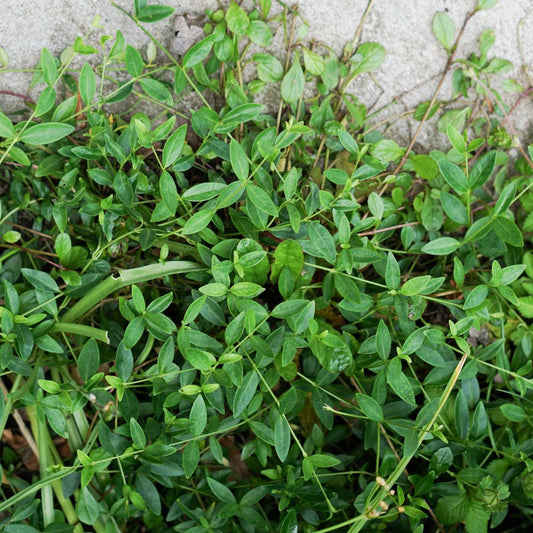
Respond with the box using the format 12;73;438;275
19;123;74;145
281;54;304;104
422;237;460;255
162;124;187;168
432;12;455;51
79;63;96;105
230;139;249;181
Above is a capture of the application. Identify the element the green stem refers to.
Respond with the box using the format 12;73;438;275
51;322;110;344
27;404;54;526
346;352;469;533
60;260;203;323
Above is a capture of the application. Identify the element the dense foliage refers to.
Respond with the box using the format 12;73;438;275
1;0;533;531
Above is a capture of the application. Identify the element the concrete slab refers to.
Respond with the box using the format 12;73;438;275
1;1;532;149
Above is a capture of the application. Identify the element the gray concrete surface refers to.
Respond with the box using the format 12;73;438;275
1;1;532;149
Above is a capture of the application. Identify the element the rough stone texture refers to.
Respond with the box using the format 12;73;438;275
1;0;532;149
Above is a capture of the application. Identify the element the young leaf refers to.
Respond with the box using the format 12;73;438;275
432;12;455;52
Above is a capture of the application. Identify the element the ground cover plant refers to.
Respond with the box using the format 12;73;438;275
1;0;533;531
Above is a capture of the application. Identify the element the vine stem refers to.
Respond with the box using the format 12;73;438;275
60;260;203;323
382;9;478;192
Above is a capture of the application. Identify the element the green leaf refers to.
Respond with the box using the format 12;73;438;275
0;111;15;138
518;296;533;318
233;371;260;417
308;454;340;468
182;35;215;68
160;171;178;215
376;320;391;360
185;348;216;372
351;42;385;74
493;215;523;247
246;184;278;217
386;357;416;406
124;316;145;349
446;124;466;153
254;53;283;82
438;160;467;194
78;338;100;383
500;403;526;422
463;285;489;310
76;488;100;525
494;181;516;214
182;440;200;478
338;130;359;155
464;499;490;533
335;273;360;303
19;123;74;145
230;282;264;298
274;416;291;461
225;0;249;35
162;124;187;168
207;477;236;503
469;151;496;189
130;418;146;448
136;5;175;22
432;12;455;51
271;240;304;282
224;103;264;125
477;0;499;8
385;252;401;290
79;63;96;105
302;47;325;76
230;139;249;181
125;45;144;77
21;268;59;292
422;237;460;255
139;78;171;102
190;395;207;437
271;299;309;318
454;389;469;439
246;20;273;47
308;222;336;264
40;48;58;86
356;393;383;422
400;275;432;296
441;192;468;225
182;209;215;235
281;54;305;104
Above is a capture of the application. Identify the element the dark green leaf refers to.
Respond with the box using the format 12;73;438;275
78;338;100;382
356;393;383;422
